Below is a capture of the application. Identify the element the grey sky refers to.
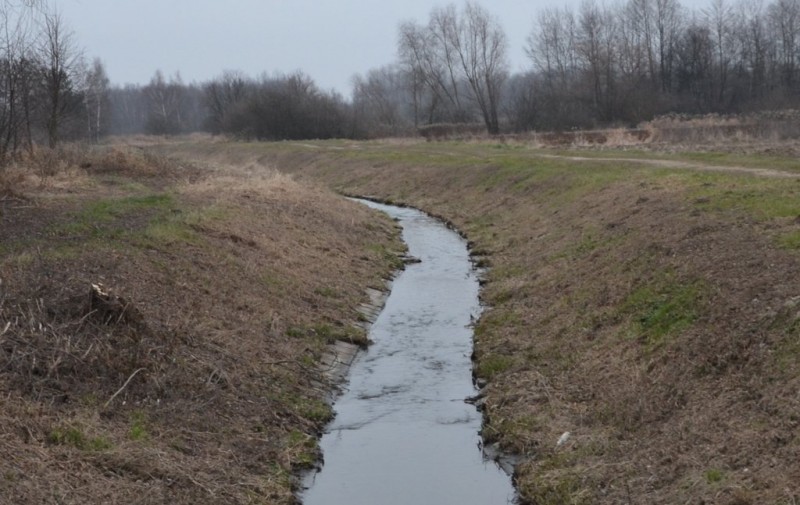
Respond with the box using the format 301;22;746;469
59;0;579;96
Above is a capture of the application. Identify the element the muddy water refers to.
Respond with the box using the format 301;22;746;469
302;201;515;505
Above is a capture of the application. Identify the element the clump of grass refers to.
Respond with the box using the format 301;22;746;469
48;427;112;451
299;400;332;424
779;230;800;250
286;430;320;469
477;353;513;379
140;219;198;246
286;323;370;347
705;468;725;484
367;243;406;270
519;472;590;505
129;411;149;441
279;393;333;425
311;323;370;347
622;276;706;349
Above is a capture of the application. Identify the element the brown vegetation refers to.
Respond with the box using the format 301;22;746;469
0;145;402;503
160;138;800;505
422;112;800;156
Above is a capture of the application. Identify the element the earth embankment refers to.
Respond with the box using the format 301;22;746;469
162;139;800;505
0;147;403;504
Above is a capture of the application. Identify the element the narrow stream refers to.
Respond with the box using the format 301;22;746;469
302;200;515;505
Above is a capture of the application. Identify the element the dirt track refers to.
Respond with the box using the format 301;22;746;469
535;152;800;178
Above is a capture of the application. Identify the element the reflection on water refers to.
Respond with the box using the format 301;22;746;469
302;201;515;505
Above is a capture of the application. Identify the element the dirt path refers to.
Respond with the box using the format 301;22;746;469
535;152;800;178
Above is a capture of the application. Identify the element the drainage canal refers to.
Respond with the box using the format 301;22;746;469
302;200;516;504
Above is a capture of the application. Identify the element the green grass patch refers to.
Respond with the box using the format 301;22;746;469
286;327;305;339
286;430;319;469
54;193;177;242
55;193;229;249
279;393;333;425
129;410;149;441
476;353;513;379
139;219;198;246
705;468;725;484
48;427;112;451
82;193;174;221
622;275;706;349
779;230;800;250
299;399;332;423
310;323;370;347
688;173;800;221
367;242;405;269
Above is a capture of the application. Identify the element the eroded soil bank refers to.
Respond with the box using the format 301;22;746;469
161;139;800;505
0;148;404;503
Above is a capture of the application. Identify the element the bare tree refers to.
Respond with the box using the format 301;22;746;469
0;0;38;158
399;17;466;123
398;2;509;132
676;20;715;110
768;0;800;86
626;0;657;83
450;2;509;134
577;0;619;121
429;5;469;119
83;57;109;142
734;0;770;101
145;70;186;135
705;0;735;107
203;70;248;134
527;7;587;128
654;0;683;92
528;8;579;90
39;8;82;148
352;65;412;137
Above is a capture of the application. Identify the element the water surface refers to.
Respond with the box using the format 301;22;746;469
302;200;515;505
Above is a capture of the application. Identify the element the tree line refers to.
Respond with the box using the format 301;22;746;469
1;1;111;161
355;0;800;135
515;0;800;130
7;0;800;152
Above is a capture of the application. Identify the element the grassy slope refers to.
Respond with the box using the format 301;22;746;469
161;139;800;505
0;147;403;504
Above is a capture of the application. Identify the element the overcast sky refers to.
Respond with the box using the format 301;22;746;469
59;0;582;96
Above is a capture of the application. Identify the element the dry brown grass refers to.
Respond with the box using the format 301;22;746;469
160;139;800;505
0;145;402;504
641;111;800;152
413;110;800;154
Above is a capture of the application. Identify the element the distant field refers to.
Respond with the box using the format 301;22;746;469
161;138;800;505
